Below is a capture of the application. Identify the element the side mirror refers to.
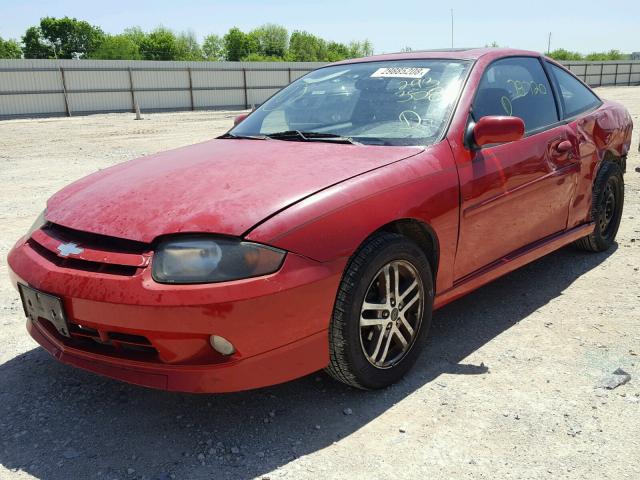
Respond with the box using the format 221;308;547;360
472;116;525;148
234;113;249;126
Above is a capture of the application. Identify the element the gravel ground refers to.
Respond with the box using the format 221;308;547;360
0;88;639;480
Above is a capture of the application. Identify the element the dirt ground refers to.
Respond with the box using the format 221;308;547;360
0;87;638;480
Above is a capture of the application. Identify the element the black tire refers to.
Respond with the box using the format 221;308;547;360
574;160;624;252
326;232;434;390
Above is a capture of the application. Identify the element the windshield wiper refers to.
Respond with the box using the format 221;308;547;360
265;130;361;145
218;132;269;140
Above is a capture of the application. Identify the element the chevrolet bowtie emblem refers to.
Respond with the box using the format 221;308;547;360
57;242;84;257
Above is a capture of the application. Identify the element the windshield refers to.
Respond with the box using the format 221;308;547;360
230;60;471;146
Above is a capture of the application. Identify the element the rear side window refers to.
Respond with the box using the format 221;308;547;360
473;57;558;133
547;63;601;118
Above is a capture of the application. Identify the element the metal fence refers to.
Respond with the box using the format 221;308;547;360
1;59;639;119
563;60;640;87
0;59;326;118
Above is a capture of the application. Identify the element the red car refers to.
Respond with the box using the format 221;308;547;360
8;48;633;393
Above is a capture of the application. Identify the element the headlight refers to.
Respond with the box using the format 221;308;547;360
26;209;47;238
152;236;286;284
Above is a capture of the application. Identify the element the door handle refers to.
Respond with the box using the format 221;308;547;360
555;140;573;153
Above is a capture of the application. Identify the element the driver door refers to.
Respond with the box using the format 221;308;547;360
453;57;580;280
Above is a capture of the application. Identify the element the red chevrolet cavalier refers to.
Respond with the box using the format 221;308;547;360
8;48;633;392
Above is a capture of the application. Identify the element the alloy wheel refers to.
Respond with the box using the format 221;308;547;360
359;260;424;369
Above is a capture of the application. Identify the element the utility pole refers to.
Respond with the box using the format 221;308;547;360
451;9;454;48
547;32;551;54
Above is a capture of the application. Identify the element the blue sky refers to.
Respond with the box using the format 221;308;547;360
1;0;638;54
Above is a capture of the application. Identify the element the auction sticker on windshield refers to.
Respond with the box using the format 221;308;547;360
371;67;430;78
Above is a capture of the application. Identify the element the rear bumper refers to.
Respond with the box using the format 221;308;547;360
9;238;345;392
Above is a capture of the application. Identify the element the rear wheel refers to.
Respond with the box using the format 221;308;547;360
326;232;434;390
574;161;624;252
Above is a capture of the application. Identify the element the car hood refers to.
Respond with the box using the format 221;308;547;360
46;139;423;243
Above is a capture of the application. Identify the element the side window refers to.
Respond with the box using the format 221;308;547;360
547;63;601;118
473;57;558;133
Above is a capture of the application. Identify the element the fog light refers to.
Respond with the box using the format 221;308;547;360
210;335;235;356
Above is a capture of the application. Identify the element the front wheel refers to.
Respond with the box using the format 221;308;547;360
326;232;434;390
574;161;624;252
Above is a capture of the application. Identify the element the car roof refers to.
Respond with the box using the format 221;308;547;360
331;48;543;65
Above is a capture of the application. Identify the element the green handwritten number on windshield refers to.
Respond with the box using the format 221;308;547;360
500;79;547;114
501;96;513;116
506;79;547;98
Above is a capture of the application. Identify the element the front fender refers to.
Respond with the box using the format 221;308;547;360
245;142;461;293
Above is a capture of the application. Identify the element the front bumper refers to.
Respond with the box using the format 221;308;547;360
8;237;344;393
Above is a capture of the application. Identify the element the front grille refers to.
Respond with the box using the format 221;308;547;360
28;240;139;276
44;223;149;254
28;222;151;276
39;318;160;362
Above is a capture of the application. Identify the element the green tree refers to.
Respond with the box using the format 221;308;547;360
362;40;374;56
31;16;104;58
242;53;283;62
251;24;288;57
223;27;259;61
606;49;624;60
548;48;584;61
175;30;203;60
585;52;607;61
325;41;350;61
0;36;22;58
202;33;224;60
287;30;371;61
549;48;626;61
139;27;179;60
245;31;260;56
585;49;624;61
89;34;141;59
22;26;55;58
288;31;326;61
122;27;146;48
348;40;373;57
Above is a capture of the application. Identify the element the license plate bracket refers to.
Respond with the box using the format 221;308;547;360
18;284;70;338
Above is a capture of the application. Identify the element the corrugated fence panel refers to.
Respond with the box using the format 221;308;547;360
133;69;190;90
632;63;640;85
64;69;130;91
0;69;62;93
194;89;245;109
247;88;280;107
564;61;640;87
246;69;289;88
69;92;132;113
0;93;66;116
0;59;326;117
191;69;244;88
1;59;638;119
135;90;192;110
291;70;309;81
